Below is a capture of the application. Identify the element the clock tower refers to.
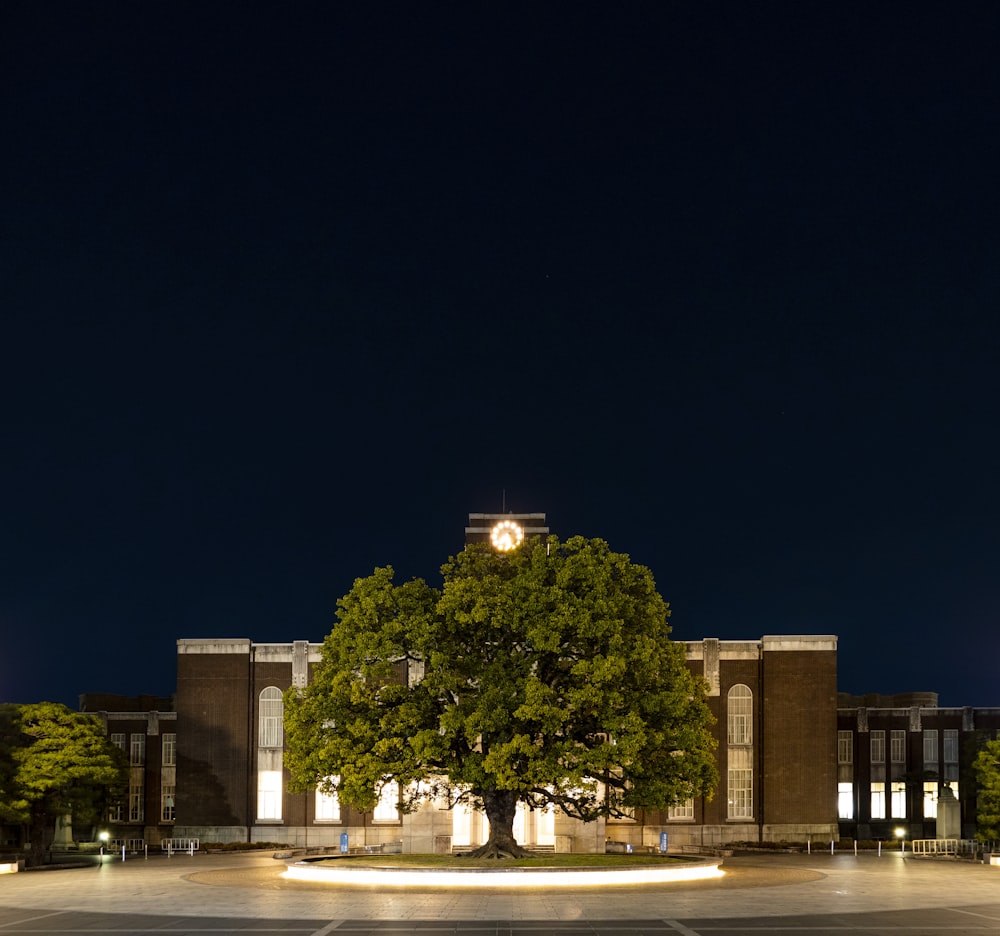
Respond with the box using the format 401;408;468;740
465;511;549;550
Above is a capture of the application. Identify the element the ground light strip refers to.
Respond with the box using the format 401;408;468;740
283;859;724;888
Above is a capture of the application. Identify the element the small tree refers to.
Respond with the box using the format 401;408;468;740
0;702;128;866
973;738;1000;841
286;536;717;857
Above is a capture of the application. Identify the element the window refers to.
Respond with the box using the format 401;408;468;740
727;685;752;745
890;731;906;765
161;785;176;822
943;729;959;781
668;799;695;821
727;747;753;819
726;686;753;820
162;733;176;766
128;771;144;822
923;781;937;818
838;731;853;764
315;778;340;822
257;770;283;820
108;803;123;822
130;733;146;766
870;782;886;819
374;780;399;822
838;782;854;819
943;730;958;763
870;731;885;764
923;729;938;767
259;688;283;748
110;733;126;751
890;781;906;817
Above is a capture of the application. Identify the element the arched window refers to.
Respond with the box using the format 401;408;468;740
727;684;752;746
259;687;283;748
727;684;753;820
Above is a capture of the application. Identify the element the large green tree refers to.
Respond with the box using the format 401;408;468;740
973;738;1000;841
0;702;128;866
286;536;717;858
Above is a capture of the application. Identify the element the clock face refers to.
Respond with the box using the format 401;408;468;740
490;520;524;552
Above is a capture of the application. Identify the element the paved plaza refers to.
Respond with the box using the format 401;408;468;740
1;850;1000;935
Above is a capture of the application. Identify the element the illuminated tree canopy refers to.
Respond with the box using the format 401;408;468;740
285;535;717;858
0;702;128;866
974;738;1000;841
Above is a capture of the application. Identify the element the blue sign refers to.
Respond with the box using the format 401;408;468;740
340;832;349;854
659;832;669;853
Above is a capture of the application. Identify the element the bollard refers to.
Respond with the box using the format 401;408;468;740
121;845;126;862
854;840;857;857
878;841;882;857
189;841;194;857
144;844;148;860
830;840;834;855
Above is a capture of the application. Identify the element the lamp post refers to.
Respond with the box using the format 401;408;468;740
98;831;109;865
894;827;905;854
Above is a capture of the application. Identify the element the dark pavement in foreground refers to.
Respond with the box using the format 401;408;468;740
1;851;1000;935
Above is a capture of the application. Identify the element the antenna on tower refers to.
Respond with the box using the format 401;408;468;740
501;488;506;513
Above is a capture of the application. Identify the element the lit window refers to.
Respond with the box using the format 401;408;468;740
890;780;906;817
130;733;146;766
257;770;283;820
315;778;340;822
870;782;885;819
374;780;399;822
870;731;885;764
838;782;853;819
727;747;753;819
259;688;283;749
923;781;937;818
727;685;752;745
162;733;176;767
668;799;694;820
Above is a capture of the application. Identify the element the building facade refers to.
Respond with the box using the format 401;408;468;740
72;512;839;852
837;692;1000;842
172;633;839;851
78;694;177;848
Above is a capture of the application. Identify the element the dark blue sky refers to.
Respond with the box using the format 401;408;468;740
3;3;999;708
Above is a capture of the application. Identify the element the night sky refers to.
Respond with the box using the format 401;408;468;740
3;3;999;709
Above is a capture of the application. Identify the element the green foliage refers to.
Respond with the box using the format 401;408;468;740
0;702;128;859
286;536;717;833
973;738;1000;840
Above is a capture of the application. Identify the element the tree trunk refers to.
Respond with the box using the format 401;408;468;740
26;804;49;868
463;789;532;859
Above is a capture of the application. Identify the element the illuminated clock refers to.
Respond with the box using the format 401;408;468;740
490;519;524;552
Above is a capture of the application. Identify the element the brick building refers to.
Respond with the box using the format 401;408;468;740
77;694;177;848
172;630;839;851
72;512;838;852
837;692;1000;842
